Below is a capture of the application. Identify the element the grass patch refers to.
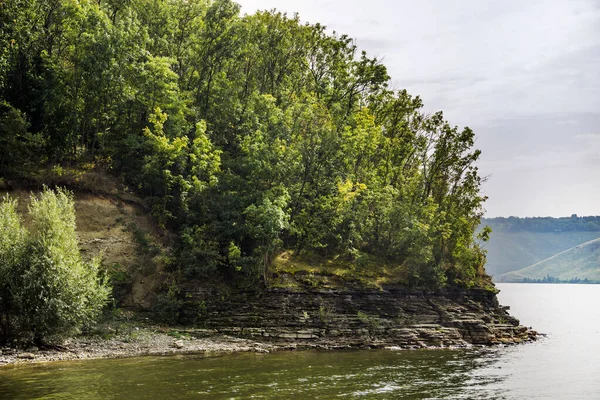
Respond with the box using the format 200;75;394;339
270;250;408;290
165;330;193;340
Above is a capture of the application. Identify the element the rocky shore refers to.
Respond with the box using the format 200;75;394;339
195;287;538;348
0;331;278;367
0;287;538;367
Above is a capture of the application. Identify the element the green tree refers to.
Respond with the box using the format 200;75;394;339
0;188;110;344
0;1;493;291
243;194;290;284
0;101;45;175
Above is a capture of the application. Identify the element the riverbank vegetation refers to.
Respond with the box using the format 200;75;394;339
0;189;110;345
1;0;492;338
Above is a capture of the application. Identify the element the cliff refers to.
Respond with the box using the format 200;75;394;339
188;287;537;349
1;174;535;353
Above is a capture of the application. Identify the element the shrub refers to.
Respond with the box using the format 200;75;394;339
0;188;110;345
0;195;27;342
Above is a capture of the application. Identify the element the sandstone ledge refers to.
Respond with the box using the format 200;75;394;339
194;286;538;349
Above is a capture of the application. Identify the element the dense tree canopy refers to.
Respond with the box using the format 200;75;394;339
0;0;489;289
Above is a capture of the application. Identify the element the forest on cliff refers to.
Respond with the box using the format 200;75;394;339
0;0;490;291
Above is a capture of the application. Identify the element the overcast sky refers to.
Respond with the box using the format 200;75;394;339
236;0;600;217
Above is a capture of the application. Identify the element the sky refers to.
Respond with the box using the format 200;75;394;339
235;0;600;217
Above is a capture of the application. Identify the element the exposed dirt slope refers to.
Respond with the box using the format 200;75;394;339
1;171;171;309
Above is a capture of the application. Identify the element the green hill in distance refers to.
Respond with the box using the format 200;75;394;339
496;238;600;283
480;216;600;277
482;231;600;276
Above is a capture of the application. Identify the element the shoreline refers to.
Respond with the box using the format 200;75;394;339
0;326;537;368
0;329;277;367
1;287;538;367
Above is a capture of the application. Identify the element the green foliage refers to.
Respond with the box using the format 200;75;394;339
153;281;207;325
138;108;221;225
357;311;380;330
0;189;110;344
318;299;332;324
153;291;183;325
244;194;290;282
0;101;45;175
0;0;491;291
0;196;27;342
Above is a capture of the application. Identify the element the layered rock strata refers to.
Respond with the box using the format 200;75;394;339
192;287;537;349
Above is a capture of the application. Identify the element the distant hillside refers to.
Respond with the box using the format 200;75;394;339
480;217;600;277
496;238;600;283
483;216;600;233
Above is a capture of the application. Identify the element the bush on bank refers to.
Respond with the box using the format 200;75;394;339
0;188;110;345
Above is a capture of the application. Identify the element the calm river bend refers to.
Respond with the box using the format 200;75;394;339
1;283;599;399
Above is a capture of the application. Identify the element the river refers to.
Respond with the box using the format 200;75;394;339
1;283;599;399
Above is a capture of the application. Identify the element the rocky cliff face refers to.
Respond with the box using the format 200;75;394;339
190;287;537;349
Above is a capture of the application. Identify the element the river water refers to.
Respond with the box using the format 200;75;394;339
1;283;599;399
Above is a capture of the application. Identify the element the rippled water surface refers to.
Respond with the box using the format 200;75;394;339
1;283;599;399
